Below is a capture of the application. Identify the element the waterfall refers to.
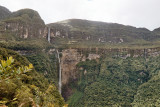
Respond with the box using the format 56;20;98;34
57;50;62;94
47;28;61;94
48;27;50;43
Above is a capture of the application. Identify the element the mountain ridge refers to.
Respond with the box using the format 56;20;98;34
51;18;151;30
47;19;160;46
0;5;11;20
1;6;160;107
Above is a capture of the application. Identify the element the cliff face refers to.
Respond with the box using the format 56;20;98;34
60;48;103;85
1;6;160;106
0;9;47;39
61;49;84;85
47;19;159;43
59;47;160;102
0;6;65;106
60;47;160;86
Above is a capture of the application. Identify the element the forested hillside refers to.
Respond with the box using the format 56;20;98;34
67;55;160;106
0;48;64;106
1;5;160;107
0;6;65;107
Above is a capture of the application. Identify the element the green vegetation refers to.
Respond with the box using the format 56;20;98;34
0;39;53;51
132;56;160;106
48;19;160;46
0;6;58;85
0;56;33;81
48;19;160;49
1;6;160;107
0;48;65;107
53;38;160;49
132;74;160;106
0;6;11;20
4;8;44;25
67;90;83;107
67;55;160;106
26;51;59;84
0;7;46;40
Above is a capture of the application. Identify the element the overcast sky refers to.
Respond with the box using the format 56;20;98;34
1;0;160;30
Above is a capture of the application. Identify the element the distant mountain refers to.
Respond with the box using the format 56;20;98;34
0;5;11;20
1;5;160;107
0;8;46;39
48;19;159;43
0;6;65;107
153;27;160;36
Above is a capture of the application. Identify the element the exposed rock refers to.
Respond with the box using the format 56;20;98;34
88;54;100;60
1;9;46;39
48;19;159;43
60;47;160;85
48;48;55;54
61;49;82;85
60;49;101;85
16;50;35;55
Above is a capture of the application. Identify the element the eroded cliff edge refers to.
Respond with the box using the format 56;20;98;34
57;47;160;100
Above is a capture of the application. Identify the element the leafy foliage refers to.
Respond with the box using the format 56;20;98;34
68;55;160;106
132;74;160;106
0;48;65;107
26;51;59;84
0;56;33;81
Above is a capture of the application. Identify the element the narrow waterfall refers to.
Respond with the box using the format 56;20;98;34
47;28;61;94
48;27;50;43
57;50;62;94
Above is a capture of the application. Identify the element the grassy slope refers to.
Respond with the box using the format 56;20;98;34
52;37;160;49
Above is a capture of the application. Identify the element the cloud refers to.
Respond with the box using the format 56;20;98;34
1;0;160;30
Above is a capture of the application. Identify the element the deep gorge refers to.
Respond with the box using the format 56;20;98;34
1;5;160;106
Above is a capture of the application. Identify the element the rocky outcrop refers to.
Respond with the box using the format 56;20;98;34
48;19;159;43
60;49;101;85
60;47;160;86
60;49;82;85
2;22;46;38
0;8;47;39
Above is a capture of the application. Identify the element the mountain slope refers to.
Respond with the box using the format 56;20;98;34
1;5;160;107
0;6;65;107
0;6;11;20
0;48;65;106
0;8;46;39
48;19;159;44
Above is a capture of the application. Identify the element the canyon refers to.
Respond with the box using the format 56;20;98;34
1;5;160;106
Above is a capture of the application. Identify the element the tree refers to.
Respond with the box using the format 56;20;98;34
0;56;33;82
